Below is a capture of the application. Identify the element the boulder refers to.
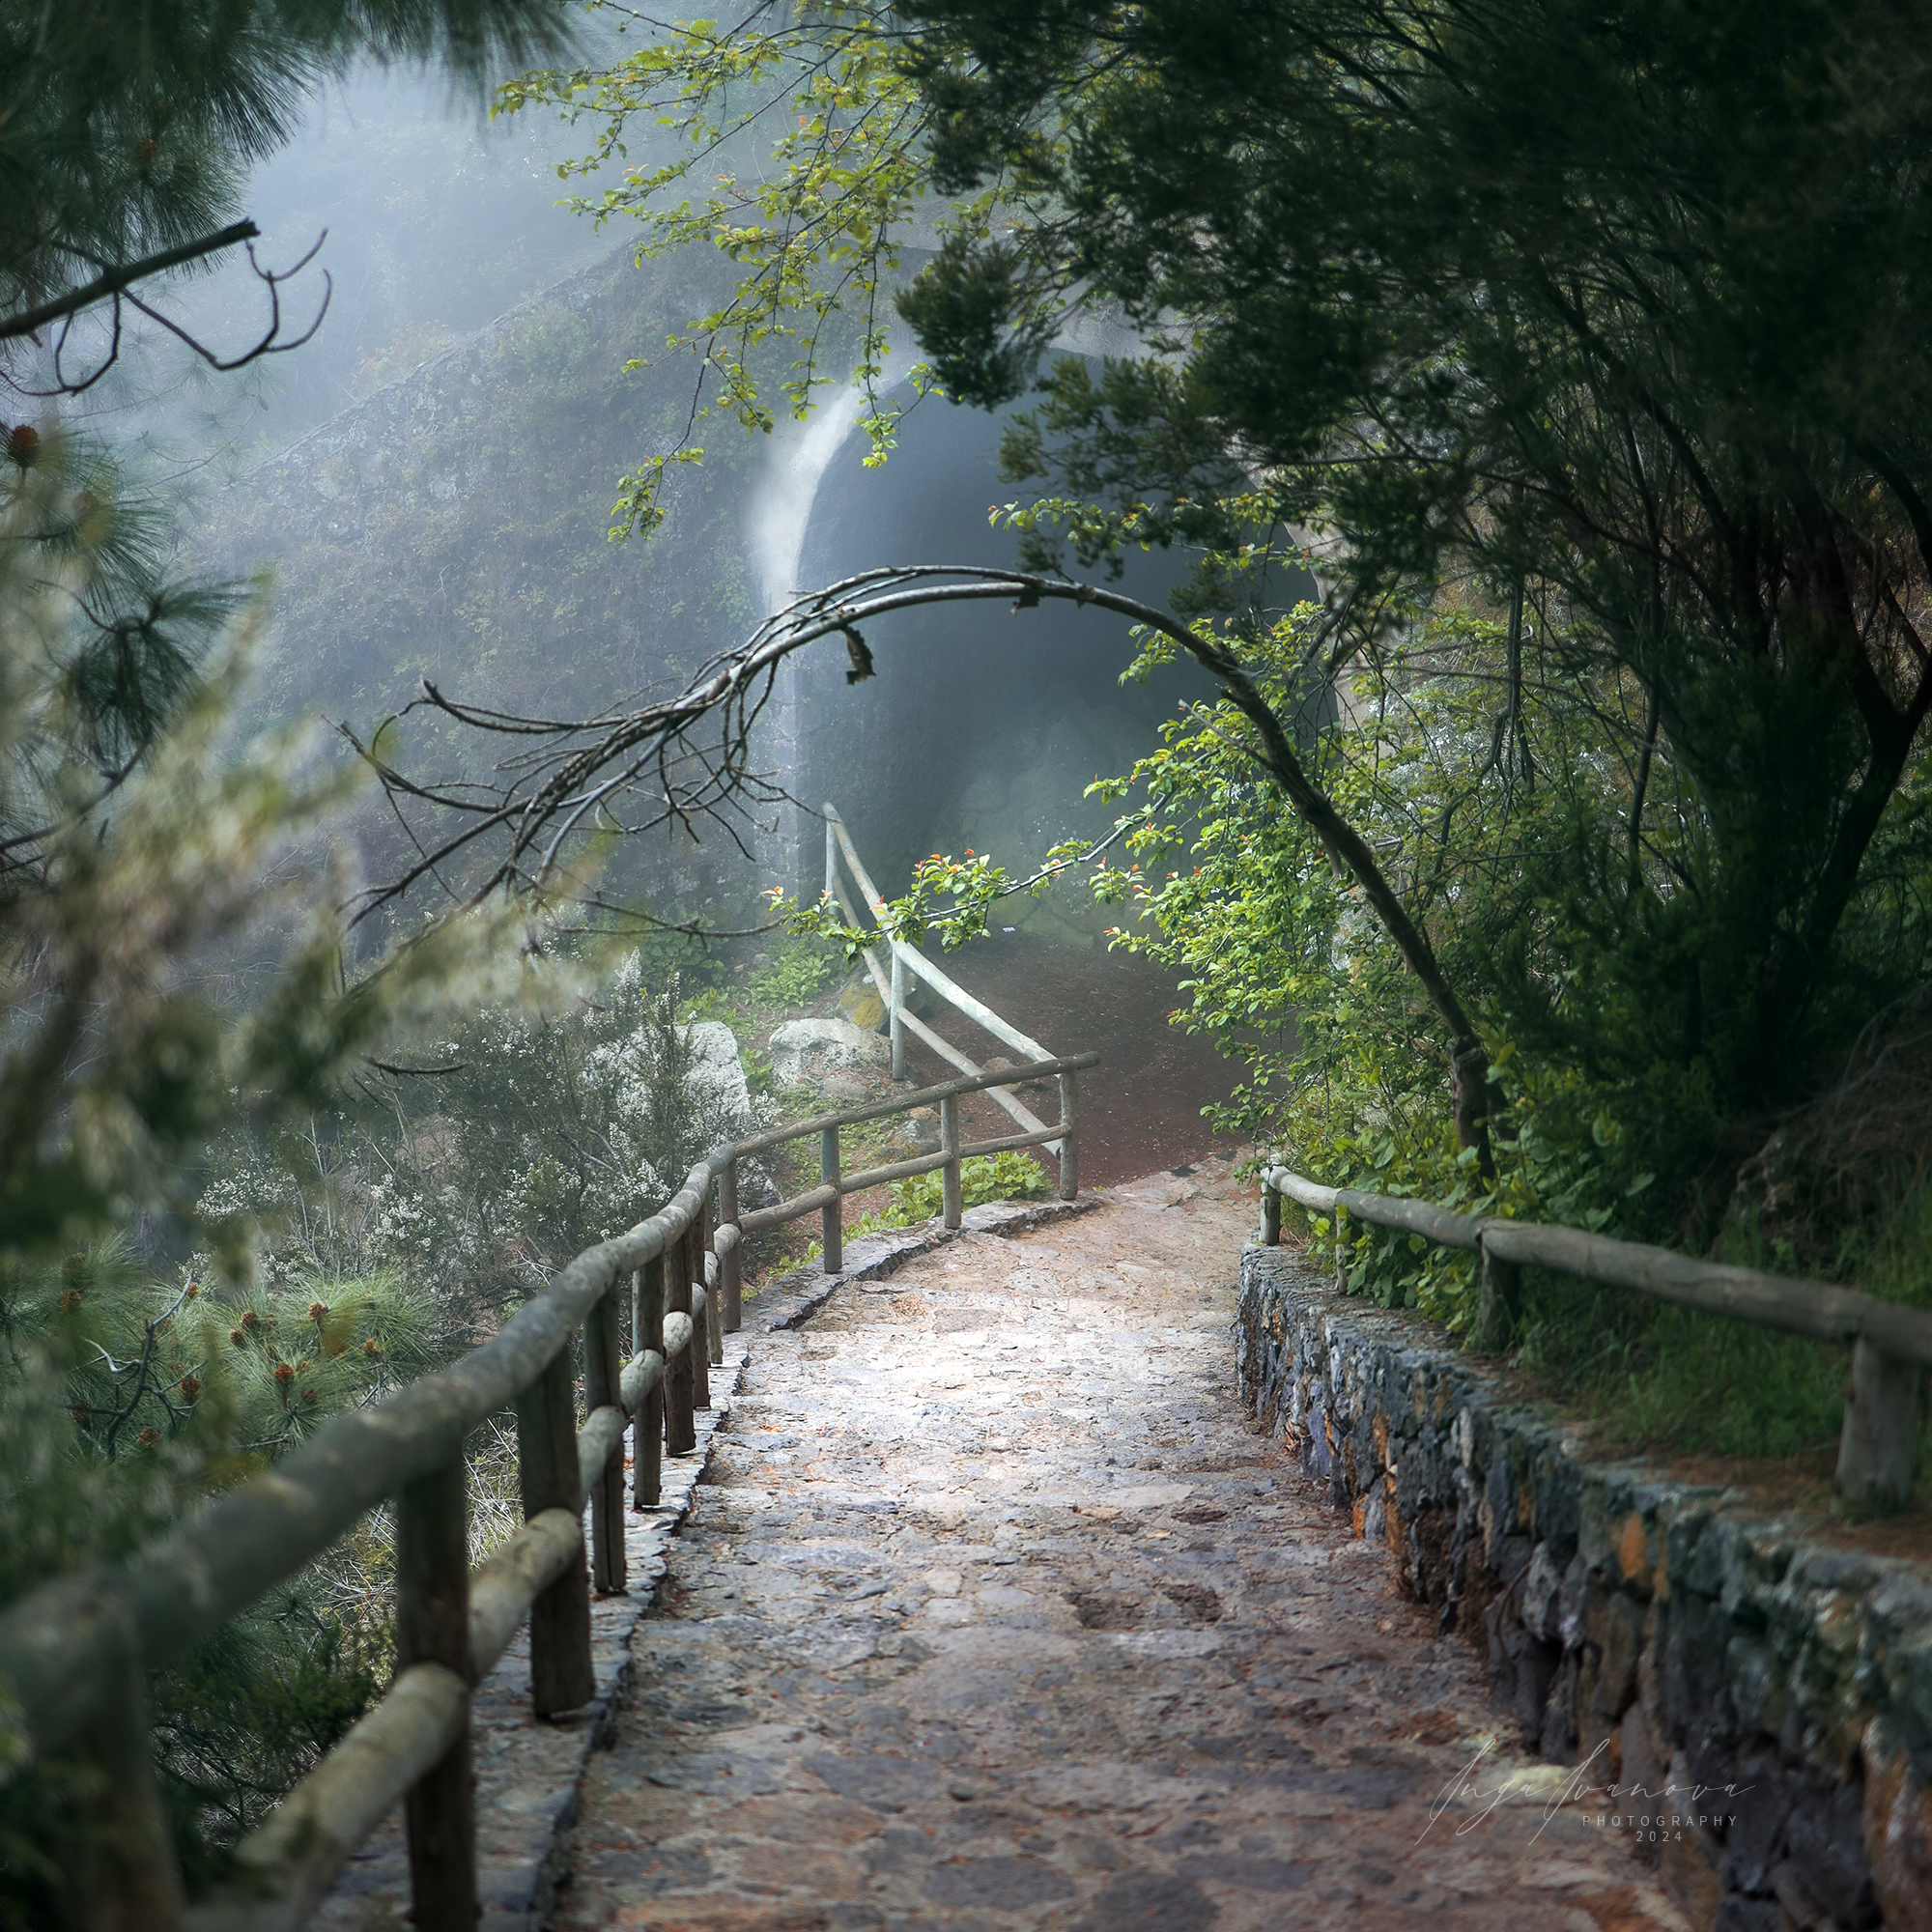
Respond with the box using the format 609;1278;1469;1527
982;1054;1048;1097
769;1017;891;1089
686;1020;753;1131
837;965;933;1034
839;979;888;1032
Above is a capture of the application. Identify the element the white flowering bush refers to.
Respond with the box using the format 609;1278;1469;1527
436;967;767;1291
193;957;770;1326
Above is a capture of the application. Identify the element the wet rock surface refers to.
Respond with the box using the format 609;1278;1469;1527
770;1017;894;1092
553;1159;1685;1929
1240;1244;1932;1931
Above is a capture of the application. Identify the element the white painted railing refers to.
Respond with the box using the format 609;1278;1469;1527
822;802;1065;1159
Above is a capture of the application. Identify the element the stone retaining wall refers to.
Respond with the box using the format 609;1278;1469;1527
1237;1242;1932;1932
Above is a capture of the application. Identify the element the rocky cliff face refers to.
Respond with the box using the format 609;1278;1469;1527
209;245;761;734
198;245;784;922
194;245;1241;931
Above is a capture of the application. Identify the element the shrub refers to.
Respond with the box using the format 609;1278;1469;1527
838;1151;1053;1249
746;937;838;1009
894;1150;1053;1218
0;1245;440;1902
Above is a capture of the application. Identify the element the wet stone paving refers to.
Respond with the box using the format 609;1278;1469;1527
554;1157;1689;1931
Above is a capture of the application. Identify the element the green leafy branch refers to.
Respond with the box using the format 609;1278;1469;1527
497;2;1028;539
764;817;1143;962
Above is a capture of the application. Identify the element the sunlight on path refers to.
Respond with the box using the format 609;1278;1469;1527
553;1158;1687;1931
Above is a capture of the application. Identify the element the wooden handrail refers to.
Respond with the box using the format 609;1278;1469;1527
1259;1162;1932;1512
2;1002;1096;1928
727;1051;1098;1158
733;1054;1100;1236
1262;1165;1932;1361
822;802;1064;1150
187;1663;470;1932
825;803;1053;1065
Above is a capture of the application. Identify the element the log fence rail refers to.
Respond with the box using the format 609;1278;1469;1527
0;1039;1094;1931
1258;1164;1932;1514
821;802;1072;1161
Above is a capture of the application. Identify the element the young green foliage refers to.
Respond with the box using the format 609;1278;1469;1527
767;823;1134;959
496;0;1028;538
895;0;1932;1109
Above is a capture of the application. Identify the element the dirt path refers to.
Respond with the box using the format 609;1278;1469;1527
552;1158;1688;1931
892;932;1241;1184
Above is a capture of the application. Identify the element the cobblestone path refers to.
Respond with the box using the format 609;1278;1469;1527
554;1158;1689;1931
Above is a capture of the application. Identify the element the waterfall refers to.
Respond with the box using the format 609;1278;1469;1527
740;316;1140;895
744;355;908;895
747;358;909;615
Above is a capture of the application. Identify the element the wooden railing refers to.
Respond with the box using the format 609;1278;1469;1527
822;802;1070;1159
1259;1164;1932;1513
0;1050;1096;1931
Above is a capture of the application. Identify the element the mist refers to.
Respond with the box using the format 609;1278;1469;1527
99;38;1274;934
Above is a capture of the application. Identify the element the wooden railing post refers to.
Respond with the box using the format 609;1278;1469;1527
514;1349;594;1714
821;1123;842;1273
940;1094;962;1230
1261;1176;1282;1246
720;1156;743;1332
690;1198;714;1409
1835;1337;1925;1513
1057;1069;1079;1200
1475;1233;1520;1353
891;944;907;1081
635;1255;665;1506
665;1230;696;1456
701;1179;724;1370
397;1454;476;1932
582;1283;627;1594
64;1614;185;1932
